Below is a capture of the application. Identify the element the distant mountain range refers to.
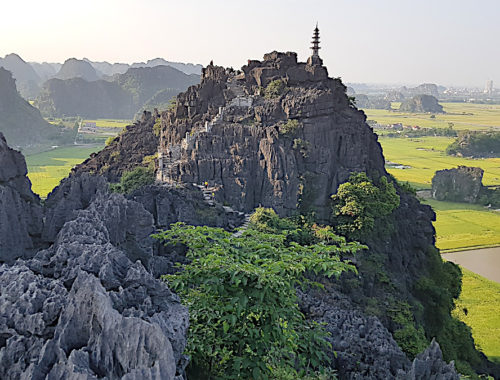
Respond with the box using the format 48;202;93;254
0;53;203;99
35;65;200;119
0;67;66;152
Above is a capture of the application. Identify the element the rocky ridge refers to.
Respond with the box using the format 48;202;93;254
157;52;386;220
2;50;496;377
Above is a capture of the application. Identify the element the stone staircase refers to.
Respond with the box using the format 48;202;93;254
157;81;252;183
192;183;251;235
232;213;251;237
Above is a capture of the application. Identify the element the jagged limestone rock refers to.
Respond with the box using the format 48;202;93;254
0;133;43;262
0;193;188;379
432;166;484;203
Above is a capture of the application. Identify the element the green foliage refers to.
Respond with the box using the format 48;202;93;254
331;173;400;240
153;222;362;379
105;136;117;146
293;138;310;157
167;96;177;111
414;247;482;376
279;119;300;136
153;118;162;137
142;153;158;169
446;131;500;157
387;301;428;358
264;79;288;99
110;166;154;194
398;180;417;195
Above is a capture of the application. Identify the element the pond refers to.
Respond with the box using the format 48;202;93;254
442;247;500;283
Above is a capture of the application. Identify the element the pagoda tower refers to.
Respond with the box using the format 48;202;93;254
307;24;323;66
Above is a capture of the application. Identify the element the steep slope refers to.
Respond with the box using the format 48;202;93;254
29;61;60;82
36;77;134;118
0;53;42;98
35;65;200;119
0;67;62;151
132;58;203;75
42;51;499;377
54;58;100;81
0;132;42;262
399;94;444;113
113;65;200;106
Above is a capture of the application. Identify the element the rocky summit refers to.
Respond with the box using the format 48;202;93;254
3;46;499;378
156;51;385;221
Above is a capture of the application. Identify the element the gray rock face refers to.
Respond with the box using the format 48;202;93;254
432;166;484;203
0;133;43;262
399;94;444;113
158;52;386;220
0;193;188;379
299;288;459;380
42;172;108;243
406;339;460;380
129;184;238;229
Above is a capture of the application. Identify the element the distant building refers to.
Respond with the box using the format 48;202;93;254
484;80;493;94
78;121;97;134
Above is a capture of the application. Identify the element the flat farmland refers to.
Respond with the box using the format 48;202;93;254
364;102;500;131
26;145;104;197
379;136;500;189
423;199;500;251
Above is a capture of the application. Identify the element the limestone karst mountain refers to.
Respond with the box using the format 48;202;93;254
0;67;64;152
74;49;500;377
2;43;500;378
35;65;200;119
399;94;444;113
0;53;42;98
53;58;101;81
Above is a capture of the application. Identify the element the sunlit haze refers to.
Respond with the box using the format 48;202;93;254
2;0;499;87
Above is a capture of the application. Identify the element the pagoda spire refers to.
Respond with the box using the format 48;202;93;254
307;23;323;66
311;23;320;57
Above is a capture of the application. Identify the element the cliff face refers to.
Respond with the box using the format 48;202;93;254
432;166;484;203
0;68;60;152
0;133;43;262
157;52;386;220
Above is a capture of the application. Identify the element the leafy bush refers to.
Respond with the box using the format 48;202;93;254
264;79;288;99
105;136;117;146
153;222;361;379
280;119;300;136
446;131;500;157
331;173;400;240
110;166;154;194
153;118;162;137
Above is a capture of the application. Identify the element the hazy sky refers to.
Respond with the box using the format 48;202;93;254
1;0;499;87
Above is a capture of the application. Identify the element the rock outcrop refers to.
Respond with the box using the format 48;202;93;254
157;52;386;221
73;111;159;182
432;166;484;203
0;68;60;152
0;193;188;379
0;133;43;262
399;94;444;113
299;288;460;380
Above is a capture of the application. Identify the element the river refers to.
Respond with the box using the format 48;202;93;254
442;247;500;283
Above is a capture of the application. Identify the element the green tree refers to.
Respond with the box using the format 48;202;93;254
153;223;361;379
110;166;154;194
331;173;400;240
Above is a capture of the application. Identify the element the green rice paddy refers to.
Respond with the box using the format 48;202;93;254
26;145;103;197
453;268;500;364
365;102;500;131
379;136;500;189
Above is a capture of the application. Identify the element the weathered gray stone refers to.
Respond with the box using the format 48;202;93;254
42;173;108;243
0;193;188;379
432;166;484;203
0;133;43;262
